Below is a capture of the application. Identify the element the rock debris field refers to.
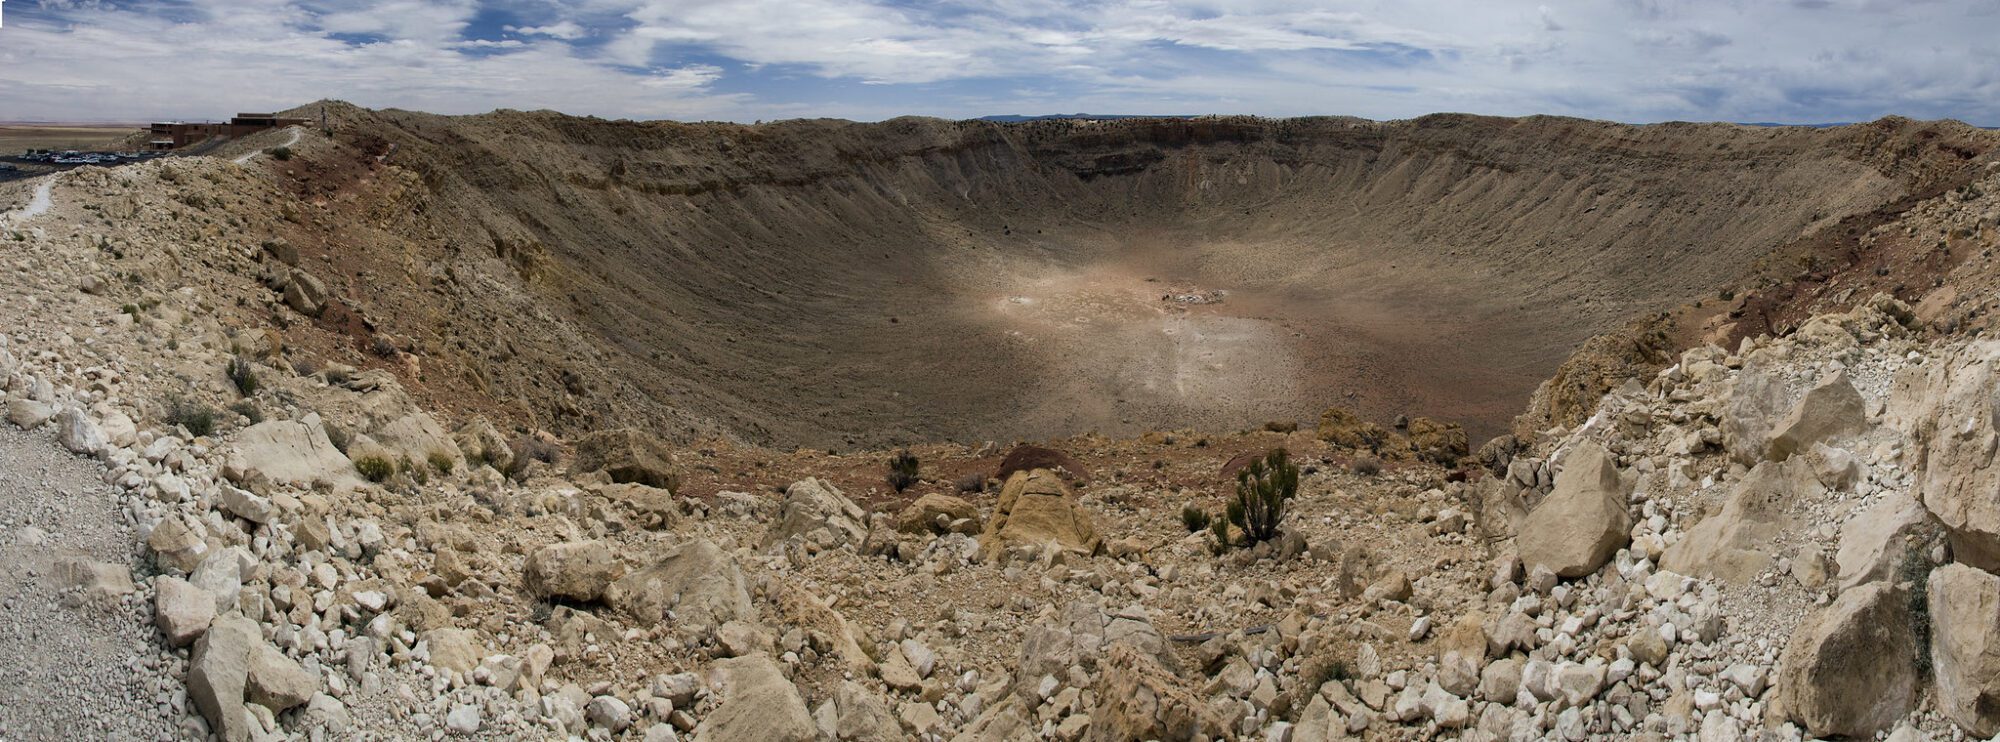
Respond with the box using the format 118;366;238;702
0;107;1999;742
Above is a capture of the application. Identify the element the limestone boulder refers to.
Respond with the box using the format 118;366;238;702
1926;564;2000;738
524;540;623;602
1774;582;1916;738
192;615;316;741
693;655;817;742
155;575;216;647
229;415;355;488
1088;644;1229;742
1909;340;2000;570
766;477;867;547
832;680;901;742
367;412;462;470
1515;441;1630;578
1662;458;1821;585
452;418;514;473
1766;372;1869;461
1835;491;1937;591
608;538;755;631
570;428;678;490
1722;369;1790;464
284;268;329;316
980;469;1102;561
896;492;981;535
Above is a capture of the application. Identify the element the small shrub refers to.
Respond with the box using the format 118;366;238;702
370;335;398;358
427;450;454;475
1208;516;1230;554
887;449;920;492
229;400;261;424
353;455;394;483
1180;505;1212;533
227;355;259;396
1225;448;1299;546
401;456;428;485
269;146;293;161
291;357;321;377
1351;455;1382;476
506;435;560;478
955;472;987;493
1718;288;1736;301
164;396;215;437
324;365;351;385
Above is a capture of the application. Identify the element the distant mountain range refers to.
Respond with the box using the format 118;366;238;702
977;113;1197;122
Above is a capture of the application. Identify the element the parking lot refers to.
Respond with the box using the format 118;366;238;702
0;149;168;183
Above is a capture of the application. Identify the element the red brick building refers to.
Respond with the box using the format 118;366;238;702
149;113;310;150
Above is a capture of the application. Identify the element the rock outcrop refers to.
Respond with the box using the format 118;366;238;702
1661;458;1821;584
1515;441;1630;578
1926;564;2000;737
608;538;755;631
1773;582;1917;738
980;469;1102;562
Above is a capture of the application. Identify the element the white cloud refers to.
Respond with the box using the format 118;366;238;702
507;20;587;39
0;0;1996;124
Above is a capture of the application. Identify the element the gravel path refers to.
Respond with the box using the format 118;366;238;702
232;127;302;165
0;423;181;741
2;177;56;224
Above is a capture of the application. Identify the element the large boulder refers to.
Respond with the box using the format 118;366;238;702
1088;644;1229;742
1774;582;1917;738
155;575;216;647
570;428;677;490
1766;372;1869;461
1515;441;1630;578
366;412;462;470
980;469;1102;561
766;478;867;547
1927;564;2000;737
191;615;315;742
229;415;355;488
1909;340;2000;570
607;538;755;631
524;540;622;602
1834;491;1936;591
693;655;817;742
1722;369;1790;464
452;418;514;473
830;680;901;742
1405;417;1468;466
1317;406;1389;451
1662;458;1820;585
896;493;981;535
284;268;329;317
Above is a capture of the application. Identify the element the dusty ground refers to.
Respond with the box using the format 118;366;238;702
0;424;181;741
0;124;142;152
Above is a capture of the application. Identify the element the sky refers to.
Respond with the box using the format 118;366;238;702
0;0;1996;125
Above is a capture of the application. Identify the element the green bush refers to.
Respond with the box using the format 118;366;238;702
1224;448;1299;546
428;451;454;475
229;400;261;424
164;396;215;438
227;355;259;396
401;455;427;485
269;146;293;161
354;455;394;482
1180;505;1212;532
887;449;920;492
